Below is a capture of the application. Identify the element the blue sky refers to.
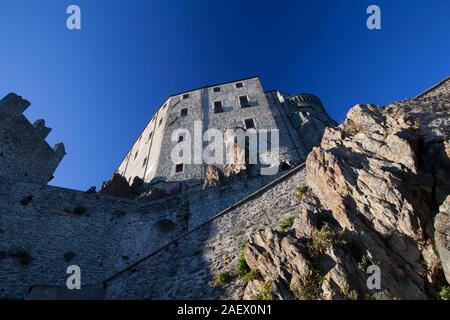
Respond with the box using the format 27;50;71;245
0;0;449;190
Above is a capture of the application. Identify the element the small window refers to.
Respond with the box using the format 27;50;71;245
134;151;139;160
214;101;224;113
178;134;184;142
159;118;163;127
239;95;250;108
244;118;255;129
235;82;243;88
180;108;188;117
142;157;147;168
175;163;184;173
213;87;220;92
148;131;153;141
182;93;190;100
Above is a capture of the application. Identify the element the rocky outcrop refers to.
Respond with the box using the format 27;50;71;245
241;88;450;299
203;165;225;189
99;173;132;198
435;196;450;283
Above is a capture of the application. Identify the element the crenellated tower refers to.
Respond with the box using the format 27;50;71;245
0;93;65;184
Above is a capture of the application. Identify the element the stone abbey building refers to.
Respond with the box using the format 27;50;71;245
0;76;340;299
115;76;336;186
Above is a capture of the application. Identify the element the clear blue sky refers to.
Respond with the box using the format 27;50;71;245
1;0;449;190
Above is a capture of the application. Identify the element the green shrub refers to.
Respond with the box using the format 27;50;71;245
255;280;275;300
214;272;233;286
242;270;258;282
279;216;295;233
20;195;33;206
236;240;251;279
296;269;324;300
295;184;309;200
439;286;450;300
358;255;371;272
342;284;358;300
308;224;347;255
236;256;251;278
63;251;76;263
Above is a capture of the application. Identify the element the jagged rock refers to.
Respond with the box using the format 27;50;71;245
241;89;450;300
99;173;132;198
203;165;224;189
242;280;263;300
435;196;450;283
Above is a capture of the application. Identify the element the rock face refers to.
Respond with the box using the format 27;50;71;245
435;196;450;283
242;88;450;299
99;173;133;198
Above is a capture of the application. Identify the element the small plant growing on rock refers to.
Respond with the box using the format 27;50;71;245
242;270;259;282
296;269;324;300
255;280;275;300
279;216;295;233
63;251;76;263
214;272;233;286
358;255;371;272
342;284;358;300
411;120;421;129
295;184;309;200
20;195;33;206
236;240;252;279
308;224;347;255
439;286;450;300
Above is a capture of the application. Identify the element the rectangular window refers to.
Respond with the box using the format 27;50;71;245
148;131;153;141
235;82;243;88
244;118;255;129
175;163;184;173
182;93;190;100
134;151;139;160
214;101;224;113
159;118;163;127
180;108;188;117
213;87;220;92
239;95;250;108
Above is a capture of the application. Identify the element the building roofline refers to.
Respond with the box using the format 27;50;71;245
415;75;450;98
110;76;260;179
168;75;260;97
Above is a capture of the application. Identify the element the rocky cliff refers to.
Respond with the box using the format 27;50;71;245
240;81;450;300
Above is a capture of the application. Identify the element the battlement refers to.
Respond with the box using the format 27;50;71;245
0;93;65;184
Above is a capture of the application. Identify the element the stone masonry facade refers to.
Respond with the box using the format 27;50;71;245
114;77;336;186
0;76;340;299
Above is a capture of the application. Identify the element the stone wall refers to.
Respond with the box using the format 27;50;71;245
0;166;296;299
0;93;64;185
0;176;186;299
416;76;450;99
104;165;306;299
